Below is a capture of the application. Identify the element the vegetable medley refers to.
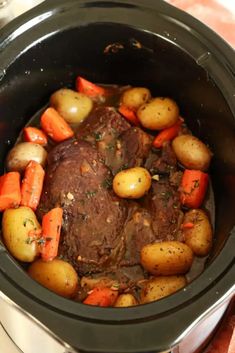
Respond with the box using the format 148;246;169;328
0;76;213;307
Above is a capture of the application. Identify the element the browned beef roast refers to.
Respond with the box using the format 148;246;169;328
38;109;182;286
143;178;183;241
77;106;152;174
38;139;128;275
145;142;177;175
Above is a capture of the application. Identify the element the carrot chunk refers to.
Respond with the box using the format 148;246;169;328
21;161;45;211
118;104;140;126
41;207;63;261
153;118;183;148
0;172;21;211
76;76;106;98
41;107;74;142
24;127;48;145
181;222;194;229
180;169;209;208
83;287;118;307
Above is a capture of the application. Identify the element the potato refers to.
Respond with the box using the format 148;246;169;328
140;276;186;304
140;241;194;276
172;134;212;171
113;167;151;199
50;88;93;124
2;207;41;262
137;97;179;130
28;259;78;298
121;87;151;111
182;209;213;256
114;294;138;307
6;142;47;173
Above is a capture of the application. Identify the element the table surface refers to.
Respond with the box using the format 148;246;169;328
0;1;234;353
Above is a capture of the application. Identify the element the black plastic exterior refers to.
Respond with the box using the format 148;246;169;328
0;1;234;352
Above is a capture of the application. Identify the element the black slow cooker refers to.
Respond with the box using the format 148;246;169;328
0;1;234;352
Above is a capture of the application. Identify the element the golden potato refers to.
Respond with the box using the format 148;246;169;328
182;209;213;256
172;134;212;171
50;88;93;124
121;87;151;111
28;259;79;298
140;241;194;276
140;276;186;303
137;97;179;130
6;142;47;173
114;294;138;307
2;207;41;262
113;167;151;199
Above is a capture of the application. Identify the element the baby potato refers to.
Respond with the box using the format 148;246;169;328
140;276;186;304
6;142;47;173
137;97;179;130
121;87;151;111
2;207;41;262
114;294;138;307
172;134;212;171
140;241;194;276
50;88;93;124
182;209;213;256
28;259;79;298
113;167;151;199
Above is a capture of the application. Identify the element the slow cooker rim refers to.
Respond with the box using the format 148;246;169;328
0;0;235;325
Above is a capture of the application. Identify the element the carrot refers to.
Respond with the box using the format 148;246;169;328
153;118;183;148
118;104;140;126
21;161;45;211
180;169;209;209
24;127;48;145
41;107;74;142
181;222;194;229
83;287;118;307
0;172;21;211
40;207;63;261
76;76;106;98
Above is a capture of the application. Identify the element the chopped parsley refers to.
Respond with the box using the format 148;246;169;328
94;132;103;141
85;190;97;199
102;178;113;189
23;218;34;227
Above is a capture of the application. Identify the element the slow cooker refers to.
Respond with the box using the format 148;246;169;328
0;1;234;352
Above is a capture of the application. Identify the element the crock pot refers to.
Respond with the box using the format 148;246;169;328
0;1;234;352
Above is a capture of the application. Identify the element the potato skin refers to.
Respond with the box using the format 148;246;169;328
140;276;186;303
28;259;79;298
140;241;194;276
172;134;212;171
114;294;138;307
50;88;93;124
113;167;151;199
6;142;47;173
121;87;151;111
2;207;40;262
182;209;213;256
137;97;179;130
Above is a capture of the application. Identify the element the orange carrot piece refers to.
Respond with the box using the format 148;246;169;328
41;107;74;142
24;127;48;145
180;170;209;209
40;207;63;261
83;287;118;307
76;76;106;97
0;172;21;211
21;161;45;211
153;118;183;148
181;222;194;229
118;104;140;126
